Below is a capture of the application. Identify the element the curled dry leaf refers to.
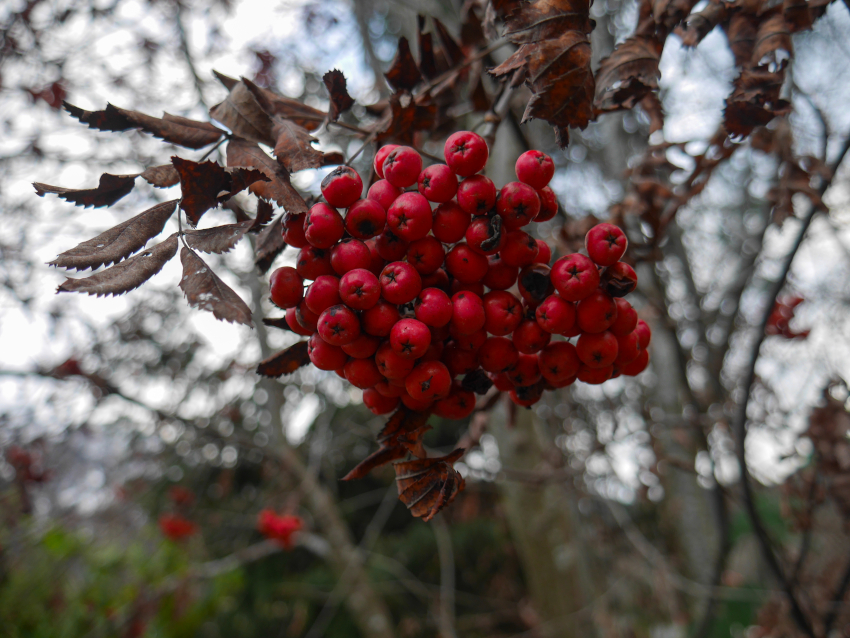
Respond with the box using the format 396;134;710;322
226;139;308;213
724;68;790;138
675;0;728;47
254;214;286;274
256;341;310;377
251;199;274;233
34;172;137;208
262;316;292;330
49;200;178;271
183;220;254;254
140;165;180;188
344;408;432;481
172;156;269;227
374;91;438;144
394;449;466;521
651;0;700;36
57;234;178;297
271;118;329;173
461;369;494;394
594;36;662;114
323;69;355;121
242;77;325;131
64;102;223;149
179;247;253;326
210;80;275;145
385;37;423;92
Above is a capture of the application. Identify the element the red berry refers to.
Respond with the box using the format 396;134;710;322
577;364;613;385
420;341;445;363
321;166;363;208
585;223;627;267
317;304;360;346
444;131;488;177
614;331;640;366
576;331;618;368
482;254;519;290
374;144;398;178
576;290;618;333
478;337;519;373
363;388;399;414
444;243;489;284
465;216;505;255
415;288;453;327
418;164;458;203
510;385;543;407
515;150;555;190
304;275;341;314
457;175;496;215
361;300;400;337
344;357;384;389
610;299;638;336
406;236;445;275
517;264;554;307
534;186;558;222
296;302;319;332
497;182;541;230
405;360;452;401
483;290;523;336
282;213;309;248
421;268;450;291
383;146;423;188
400;391;434;412
513;318;551;354
634;320;651;350
538;342;580;384
489;372;514;392
621;349;649;376
432;201;471;243
450;279;485;297
535;295;576;334
506;354;541;387
375;342;416;380
364;239;387;277
375;380;405;397
442;341;479;377
304;203;344;248
386;192;432;242
345;199;386;240
375;229;408;262
534;239;552;264
600;261;637;297
308;333;348;371
331;238;372;275
339;268;381;310
450;291;486;335
367;179;403;211
450;326;487;351
500;230;539;267
285;307;314;336
296;246;334;280
380;261;422;305
270;266;303;309
432;384;476;419
342;333;382;359
550;253;600;301
390;318;432;359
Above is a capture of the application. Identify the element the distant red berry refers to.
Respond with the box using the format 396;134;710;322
432;201;471;243
600;261;637;297
457;174;497;215
620;349;649;376
483;290;523;336
270;266;303;309
515;150;554;189
482;253;518;290
444;131;488;177
375;229;409;262
339;269;381;310
497;182;541;230
634;320;652;350
159;514;197;541
478;337;519;373
506;353;541;387
550;253;599;301
374;144;398;178
375;342;416;380
321;166;363;208
296;246;334;281
576;331;619;368
383;146;423;188
610;298;638;336
418;164;458;203
257;510;302;548
317;304;360;346
341;333;382;359
344;357;384;389
283;213;309;248
585;223;627;266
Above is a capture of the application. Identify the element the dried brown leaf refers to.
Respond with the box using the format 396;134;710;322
251;199;274;233
272;119;328;172
64;102;223;149
242;77;326;131
34;173;137;208
262;316;292;330
394;449;466;521
226;139;308;213
179;247;253;326
213;70;239;90
385;37;423;92
675;0;728;47
255;214;286;274
751;13;793;70
378;407;431;445
210;81;275;145
343;445;408;481
49;200;177;271
434;18;464;66
374;91;437;144
594;36;662;113
323;69;355;121
184;221;253;254
256;341;310;377
140;165;180;188
57;234;178;296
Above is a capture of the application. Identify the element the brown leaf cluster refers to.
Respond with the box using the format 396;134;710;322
343;408;431;480
179;247;253;326
395;449;466;521
322;69;355;121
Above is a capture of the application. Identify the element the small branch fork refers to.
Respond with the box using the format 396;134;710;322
732;132;850;638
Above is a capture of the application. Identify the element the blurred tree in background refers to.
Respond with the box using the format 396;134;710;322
2;0;850;637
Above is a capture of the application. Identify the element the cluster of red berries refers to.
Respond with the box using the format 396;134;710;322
268;131;651;417
257;510;303;549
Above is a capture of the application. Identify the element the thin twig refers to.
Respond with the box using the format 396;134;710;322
433;514;458;638
823;556;850;635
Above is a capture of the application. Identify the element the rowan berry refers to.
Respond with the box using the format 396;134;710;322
366;179;403;211
586;223;627;267
321;166;363;208
304;275;341;315
344;357;384;389
308;333;348;371
457;175;497;215
450;326;487;351
285;307;314;336
361;300;400;337
383;146;422;188
373;144;398;178
375;342;416;380
400;391;434;412
295;302;319;332
634;320;651;350
432;201;471;243
441;341;479;377
465;216;505;255
406;236;445;275
362;388;399;415
390;318;432;359
421;268;450;291
331;238;372;275
317;304;360;346
418;164;458;203
576;290;618;333
620;349;649;376
497;182;541;229
269;266;303;309
483;290;523;336
478;337;520;373
515;150;555;190
282;213;309;248
550;253;600;301
304;203;344;249
538;342;581;384
345;198;386;240
405;360;452;401
614;331;640;366
600;261;637;297
513;317;551;354
576;331;619;368
534;239;551;264
380;261;422;305
610;298;638;336
506;354;541;387
500;230;539;267
296;246;334;280
518;264;554;307
577;364;613;385
414;288;453;327
375;380;405;398
432;384;476;419
450;291;486;335
482;253;518;290
341;333;382;359
510;383;543;407
444;131;488;177
386;192;432;242
444;243;489;284
339;269;381;310
375;229;408;262
534;186;558;222
535;295;576;335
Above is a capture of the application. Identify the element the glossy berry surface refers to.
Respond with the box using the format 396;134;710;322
456;175;496;215
321;166;362;208
497;182;540;229
382;146;422;188
373;144;398;178
586;222;628;267
515;150;555;189
305;203;344;249
444;131;488;177
386;192;432;242
418;164;458;203
269;266;303;309
339;269;381;311
317;304;360;346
